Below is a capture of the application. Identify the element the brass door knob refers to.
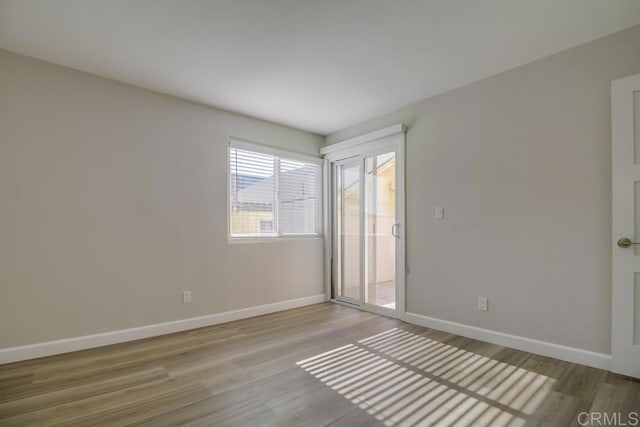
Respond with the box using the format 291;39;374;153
617;238;639;248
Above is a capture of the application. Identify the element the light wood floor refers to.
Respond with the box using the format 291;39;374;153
0;303;638;426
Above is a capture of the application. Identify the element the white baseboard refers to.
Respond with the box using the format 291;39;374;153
403;312;611;371
0;294;327;365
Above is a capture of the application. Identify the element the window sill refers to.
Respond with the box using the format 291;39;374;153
228;234;322;244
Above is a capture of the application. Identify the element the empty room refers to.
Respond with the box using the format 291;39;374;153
1;1;640;426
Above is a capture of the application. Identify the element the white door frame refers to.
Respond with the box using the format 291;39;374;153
612;73;640;378
322;124;406;319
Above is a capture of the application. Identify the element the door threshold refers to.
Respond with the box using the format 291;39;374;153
330;299;400;319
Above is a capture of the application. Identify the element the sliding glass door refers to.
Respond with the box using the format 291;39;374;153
332;148;400;315
334;158;361;303
364;151;397;309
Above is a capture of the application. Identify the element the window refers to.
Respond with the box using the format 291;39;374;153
229;139;321;239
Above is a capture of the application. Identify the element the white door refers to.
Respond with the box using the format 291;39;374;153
612;73;640;378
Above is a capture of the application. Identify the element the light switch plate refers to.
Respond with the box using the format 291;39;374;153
182;290;192;304
435;206;444;219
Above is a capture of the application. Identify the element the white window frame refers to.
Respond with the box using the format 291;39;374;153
228;138;323;243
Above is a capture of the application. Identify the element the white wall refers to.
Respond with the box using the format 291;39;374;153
326;25;640;354
0;49;324;349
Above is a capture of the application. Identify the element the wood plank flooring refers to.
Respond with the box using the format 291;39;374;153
0;303;638;426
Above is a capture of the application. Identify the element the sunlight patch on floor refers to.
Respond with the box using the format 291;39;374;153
297;328;556;427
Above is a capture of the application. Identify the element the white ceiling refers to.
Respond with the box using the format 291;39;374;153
1;1;640;135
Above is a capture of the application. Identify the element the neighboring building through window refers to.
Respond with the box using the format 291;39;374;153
229;139;321;239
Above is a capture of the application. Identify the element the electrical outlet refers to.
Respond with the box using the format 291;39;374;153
478;297;488;311
182;290;192;304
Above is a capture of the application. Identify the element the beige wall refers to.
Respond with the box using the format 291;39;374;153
0;49;324;348
326;25;640;354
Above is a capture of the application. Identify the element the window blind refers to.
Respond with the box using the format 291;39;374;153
229;141;320;238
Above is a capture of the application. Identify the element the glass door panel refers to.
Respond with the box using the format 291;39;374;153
334;159;361;302
364;151;396;309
